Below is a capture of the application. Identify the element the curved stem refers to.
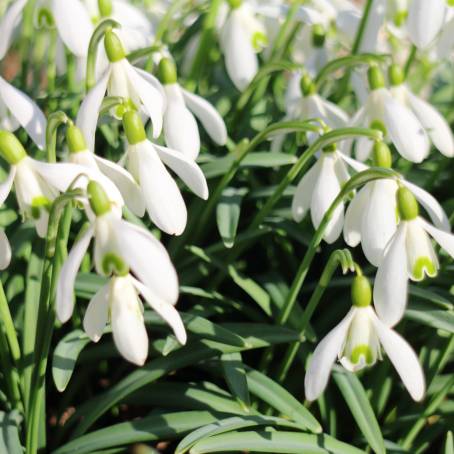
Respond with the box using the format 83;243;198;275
46;111;70;163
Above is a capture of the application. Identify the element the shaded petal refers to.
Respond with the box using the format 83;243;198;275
419;218;454;258
56;226;94;323
305;308;355;401
343;184;370;247
291;161;320;223
338;152;368;172
0;229;11;270
0;0;27;59
83;284;109;342
0;167;16;206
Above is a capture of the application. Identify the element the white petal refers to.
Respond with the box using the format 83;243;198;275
338;152;368;172
403;180;450;232
0;229;11;270
0;167;16;205
132;277;187;345
0;0;27;59
419;218;454;258
83;284;109;342
163;84;200;160
407;0;446;49
110;217;179;304
182;88;227;146
371;312;425;401
407;92;454;158
305;308;355;401
0;76;47;149
56;226;94;323
51;0;93;57
373;223;408;327
436;17;454;59
76;68;110;152
291;161;320;223
154;144;208;200
124;63;164;138
94;154;145;217
320;98;349;128
343;184;370;247
384;97;430;163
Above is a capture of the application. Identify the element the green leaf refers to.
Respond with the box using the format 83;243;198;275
175;415;305;454
333;370;385;454
75;273;107;299
246;368;321;433
189;430;366;454
405;301;454;333
444;431;453;454
0;411;23;454
52;329;91;392
221;352;250;410
216;187;247;248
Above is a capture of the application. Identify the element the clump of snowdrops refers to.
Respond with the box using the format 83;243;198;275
0;0;452;453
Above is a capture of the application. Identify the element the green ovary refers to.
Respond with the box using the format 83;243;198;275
412;256;437;280
350;344;374;366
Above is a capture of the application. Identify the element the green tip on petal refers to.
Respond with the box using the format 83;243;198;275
227;0;242;9
300;73;316;96
372;141;392;168
158;58;178;85
397;186;419;221
351;275;372;308
104;29;125;62
102;252;129;276
122;111;147;145
98;0;113;17
66;125;87;153
388;64;405;86
31;196;51;219
37;8;54;28
311;24;326;48
447;0;454;7
412;256;437;281
368;66;386;90
87;180;111;216
0;131;27;165
350;345;374;365
393;10;408;27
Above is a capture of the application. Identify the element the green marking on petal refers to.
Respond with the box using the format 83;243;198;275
102;253;129;276
412;256;437;281
393;10;408;27
31;196;51;219
252;31;268;52
350;344;374;366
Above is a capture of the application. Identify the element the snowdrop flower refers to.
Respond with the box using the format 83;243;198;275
343;142;450;266
56;181;186;365
0;0;27;59
374;187;454;326
219;0;268;91
158;58;227;160
0;130;123;237
77;29;165;152
305;275;425;402
292;145;350;244
121;111;208;235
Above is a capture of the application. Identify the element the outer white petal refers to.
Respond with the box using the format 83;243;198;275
51;0;93;57
132;277;187;345
76;69;110;152
321;98;349;128
403;180;450;232
83;284;109;342
338;152;368;173
0;229;11;270
110;217;179;304
436;17;454;59
93;155;145;217
182;88;227;146
384;97;430;163
124;63;164;138
291;161;320;223
407;92;454;158
373;223;408;327
56;226;94;323
361;180;398;267
343;184;370;247
407;0;446;49
0;167;16;205
359;0;385;52
0;76;47;149
163;84;200;160
305;308;355;401
153;144;208;200
419;218;454;258
371;312;425;401
0;0;27;59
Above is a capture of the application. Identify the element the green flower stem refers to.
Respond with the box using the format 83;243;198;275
126;44;163;64
19;0;37;87
86;19;120;91
404;45;417;77
0;281;21;369
351;0;374;54
155;0;188;43
47;28;58;94
46;111;70;163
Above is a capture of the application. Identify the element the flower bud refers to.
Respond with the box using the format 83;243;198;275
351;275;372;308
397;187;419;221
98;0;112;17
104;29;125;63
300;73;316;96
66;125;87;153
312;24;326;48
388;64;404;86
372;142;392;168
158;58;177;85
122;111;147;145
368;66;385;90
87;180;111;216
0;131;27;165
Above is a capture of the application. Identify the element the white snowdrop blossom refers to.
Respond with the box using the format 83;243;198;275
56;181;186;365
77;29;165;153
292;147;350;244
121;110;208;235
158;58;227;160
374;187;454;327
342;143;450;266
305;275;425;402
